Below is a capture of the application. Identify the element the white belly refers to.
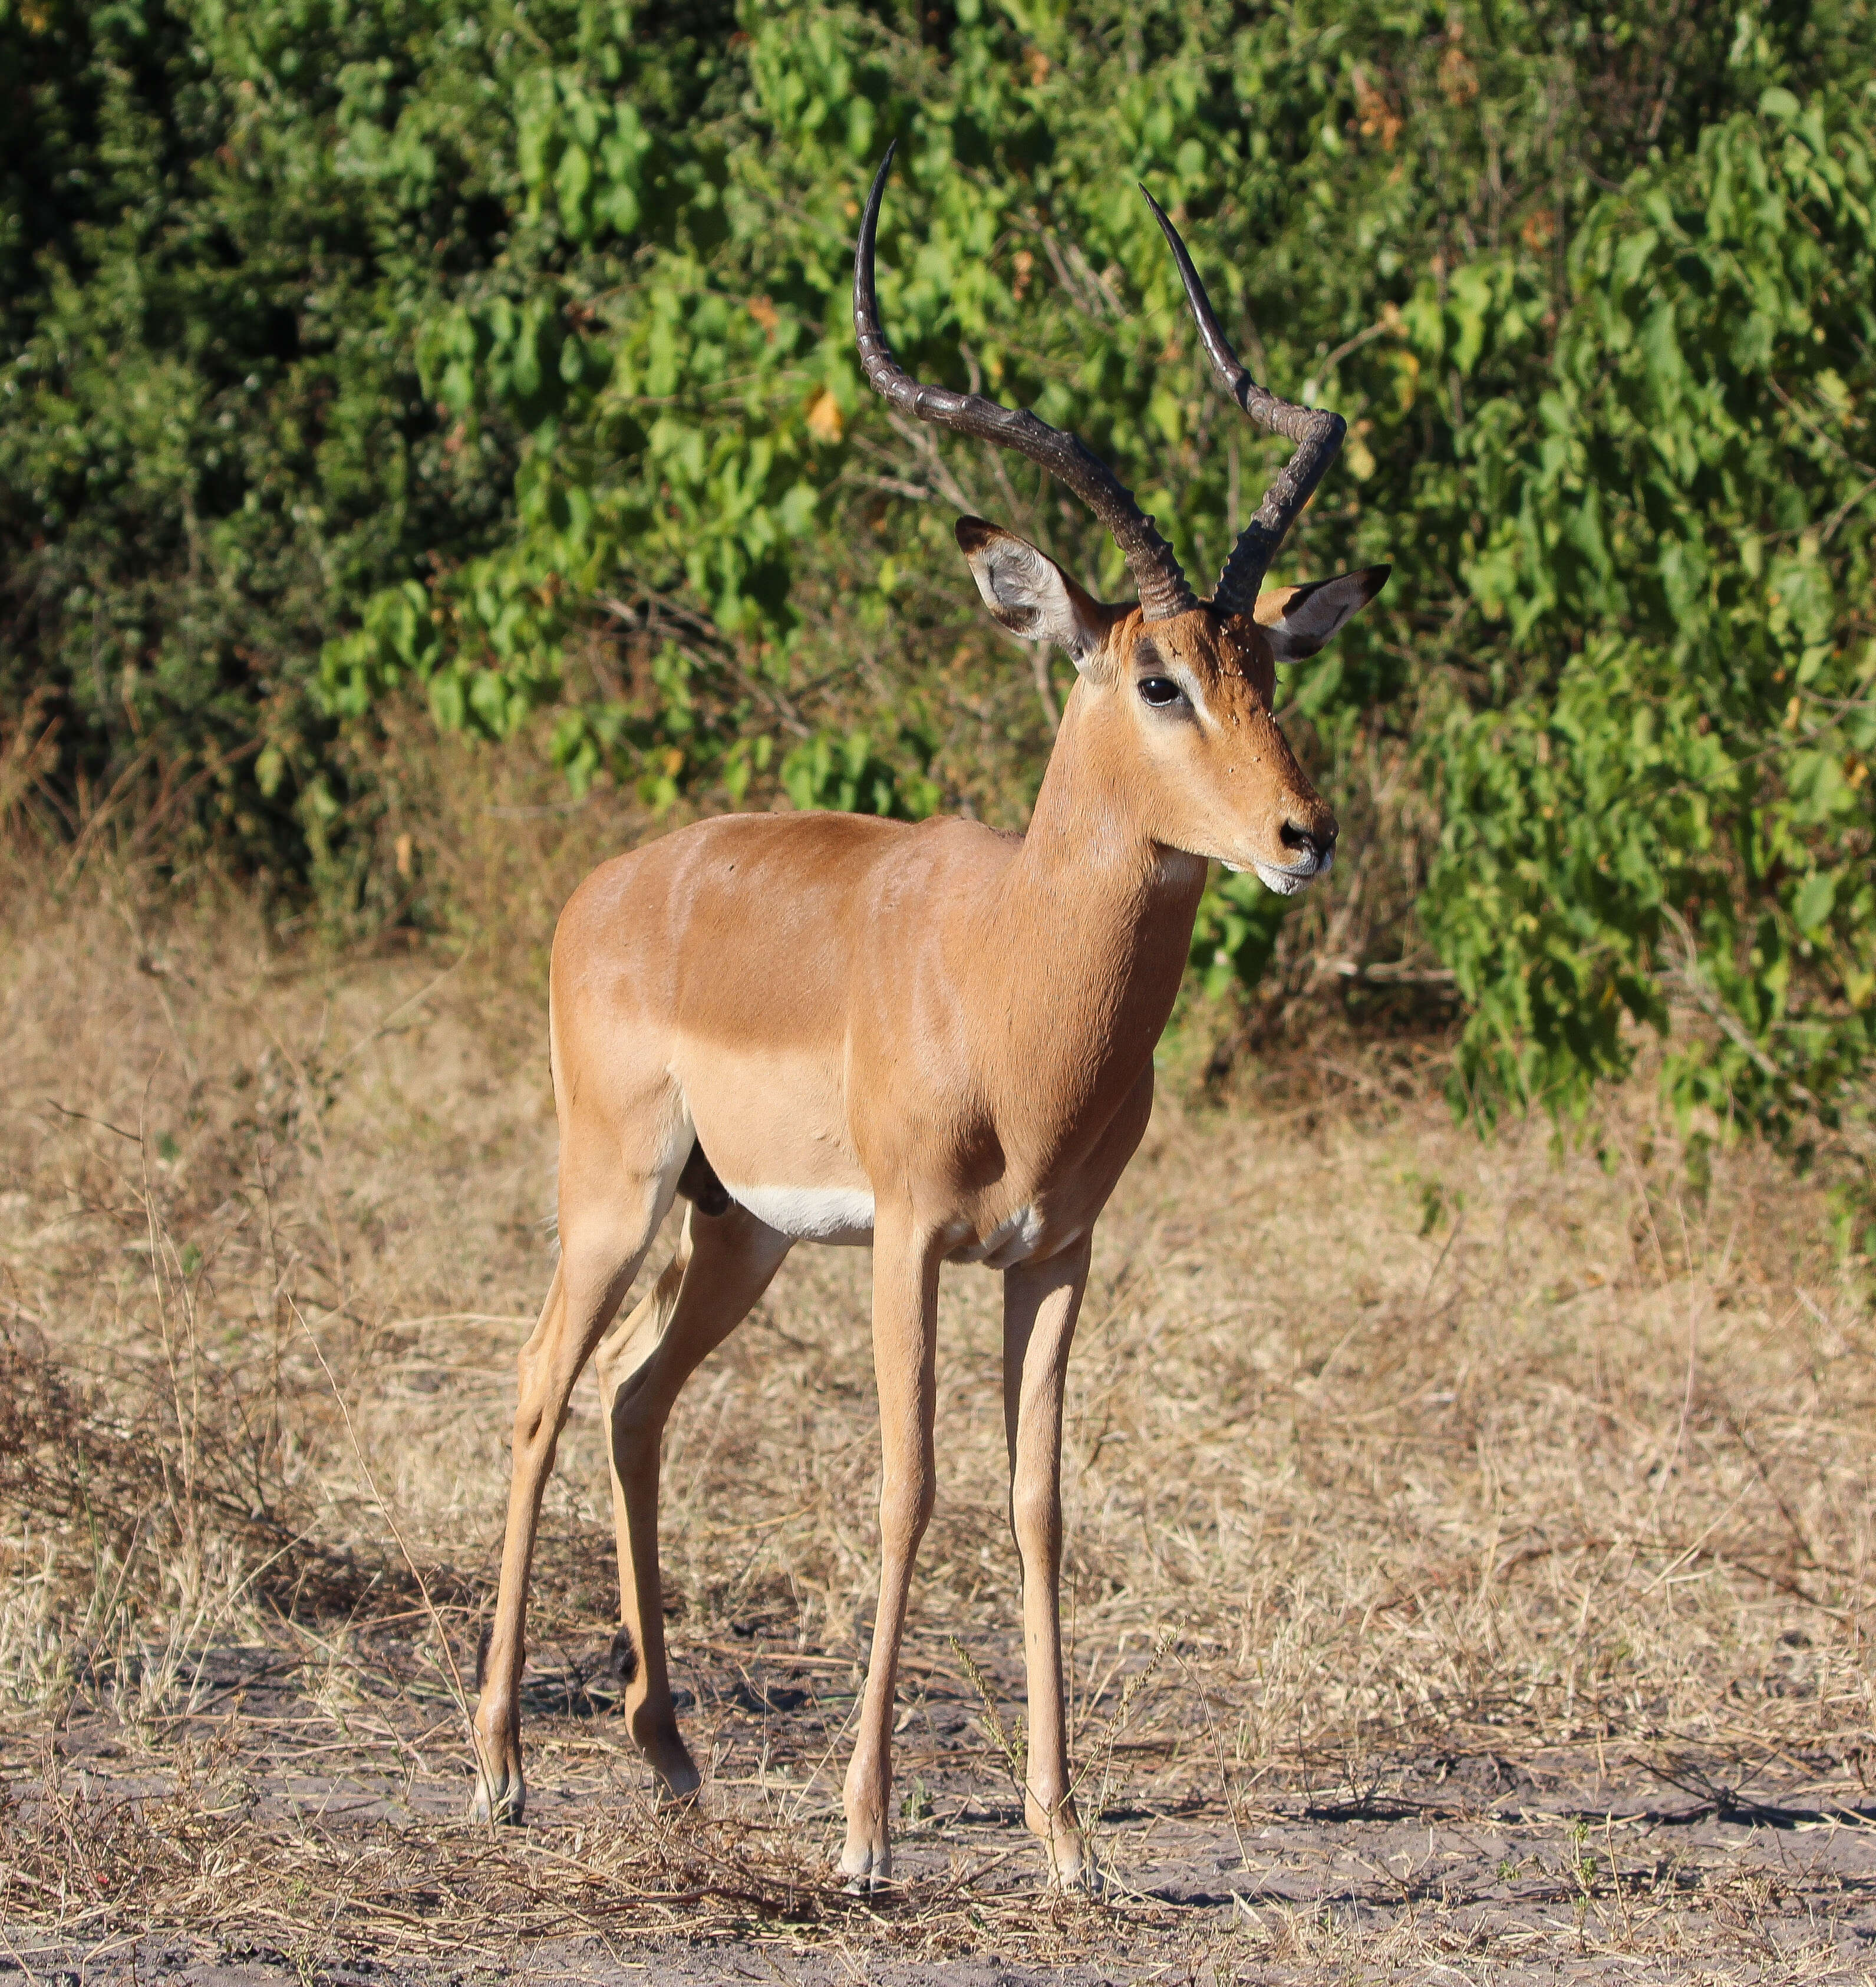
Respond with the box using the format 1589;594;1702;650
726;1181;876;1245
720;1181;1046;1266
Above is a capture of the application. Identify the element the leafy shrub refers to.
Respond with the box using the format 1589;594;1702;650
0;0;525;896
780;727;938;819
1424;94;1875;1162
2;0;1871;1167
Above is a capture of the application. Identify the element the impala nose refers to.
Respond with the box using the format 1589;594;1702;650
1280;816;1337;867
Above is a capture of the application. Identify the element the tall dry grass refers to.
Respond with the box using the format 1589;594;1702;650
1;756;1872;1973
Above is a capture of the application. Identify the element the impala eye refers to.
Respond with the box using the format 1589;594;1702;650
1138;675;1183;708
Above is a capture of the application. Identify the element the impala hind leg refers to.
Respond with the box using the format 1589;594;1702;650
594;1198;792;1797
1003;1234;1093;1888
840;1218;942;1889
471;1121;684;1825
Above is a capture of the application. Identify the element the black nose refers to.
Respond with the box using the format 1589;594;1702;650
1280;818;1336;861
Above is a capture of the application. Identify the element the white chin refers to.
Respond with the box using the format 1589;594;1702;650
1250;860;1320;896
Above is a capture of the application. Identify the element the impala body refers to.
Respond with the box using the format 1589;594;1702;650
471;151;1388;1889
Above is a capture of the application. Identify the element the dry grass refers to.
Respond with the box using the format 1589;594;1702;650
1;802;1873;1980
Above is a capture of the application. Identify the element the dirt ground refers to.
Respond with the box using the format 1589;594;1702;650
7;1637;1876;1983
2;872;1874;1982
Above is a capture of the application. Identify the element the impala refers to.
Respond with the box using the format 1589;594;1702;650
470;148;1389;1889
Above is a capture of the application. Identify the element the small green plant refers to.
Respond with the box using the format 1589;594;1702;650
1570;1819;1597;1889
1188;872;1291;1002
1415;1177;1448;1238
948;1636;1027;1798
1066;1622;1179;1880
1568;1817;1600;1946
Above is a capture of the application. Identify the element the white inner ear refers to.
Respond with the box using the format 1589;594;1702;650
1257;569;1384;662
967;538;1103;664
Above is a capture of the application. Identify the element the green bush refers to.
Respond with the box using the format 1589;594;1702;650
0;0;525;898
2;0;1871;1172
1424;94;1875;1162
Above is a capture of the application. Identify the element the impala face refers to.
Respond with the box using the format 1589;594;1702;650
952;516;1387;897
1109;607;1337;894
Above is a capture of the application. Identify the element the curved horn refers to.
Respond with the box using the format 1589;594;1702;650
855;147;1196;622
1141;188;1345;617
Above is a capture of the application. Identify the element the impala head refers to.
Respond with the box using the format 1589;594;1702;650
854;148;1389;894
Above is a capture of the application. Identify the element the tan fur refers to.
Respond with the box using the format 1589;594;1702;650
469;545;1386;1890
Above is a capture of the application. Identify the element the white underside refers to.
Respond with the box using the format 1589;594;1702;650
726;1182;876;1245
721;1181;1046;1267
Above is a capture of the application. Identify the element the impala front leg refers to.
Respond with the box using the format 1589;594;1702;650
840;1215;942;1889
1003;1233;1093;1887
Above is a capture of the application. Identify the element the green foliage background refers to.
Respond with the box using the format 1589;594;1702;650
2;0;1872;1190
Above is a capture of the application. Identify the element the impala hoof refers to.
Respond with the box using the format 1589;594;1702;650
629;1707;703;1801
471;1764;525;1826
839;1836;892;1893
653;1754;703;1802
1048;1848;1106;1896
1026;1792;1093;1892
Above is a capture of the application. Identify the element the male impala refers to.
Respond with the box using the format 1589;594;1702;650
471;149;1387;1889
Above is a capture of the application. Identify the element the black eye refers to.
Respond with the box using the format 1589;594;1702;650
1138;675;1183;708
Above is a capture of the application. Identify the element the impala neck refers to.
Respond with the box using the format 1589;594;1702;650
982;678;1207;1103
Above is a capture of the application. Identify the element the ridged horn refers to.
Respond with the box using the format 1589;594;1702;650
855;147;1197;621
1141;187;1345;615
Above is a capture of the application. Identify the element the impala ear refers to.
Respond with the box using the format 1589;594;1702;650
955;517;1114;669
1254;565;1391;661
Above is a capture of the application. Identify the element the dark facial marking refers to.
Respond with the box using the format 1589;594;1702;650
1130;635;1187;710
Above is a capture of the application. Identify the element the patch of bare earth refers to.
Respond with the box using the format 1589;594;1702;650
2;870;1872;1983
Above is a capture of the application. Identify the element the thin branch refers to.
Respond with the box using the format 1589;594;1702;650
1307;317;1396;392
